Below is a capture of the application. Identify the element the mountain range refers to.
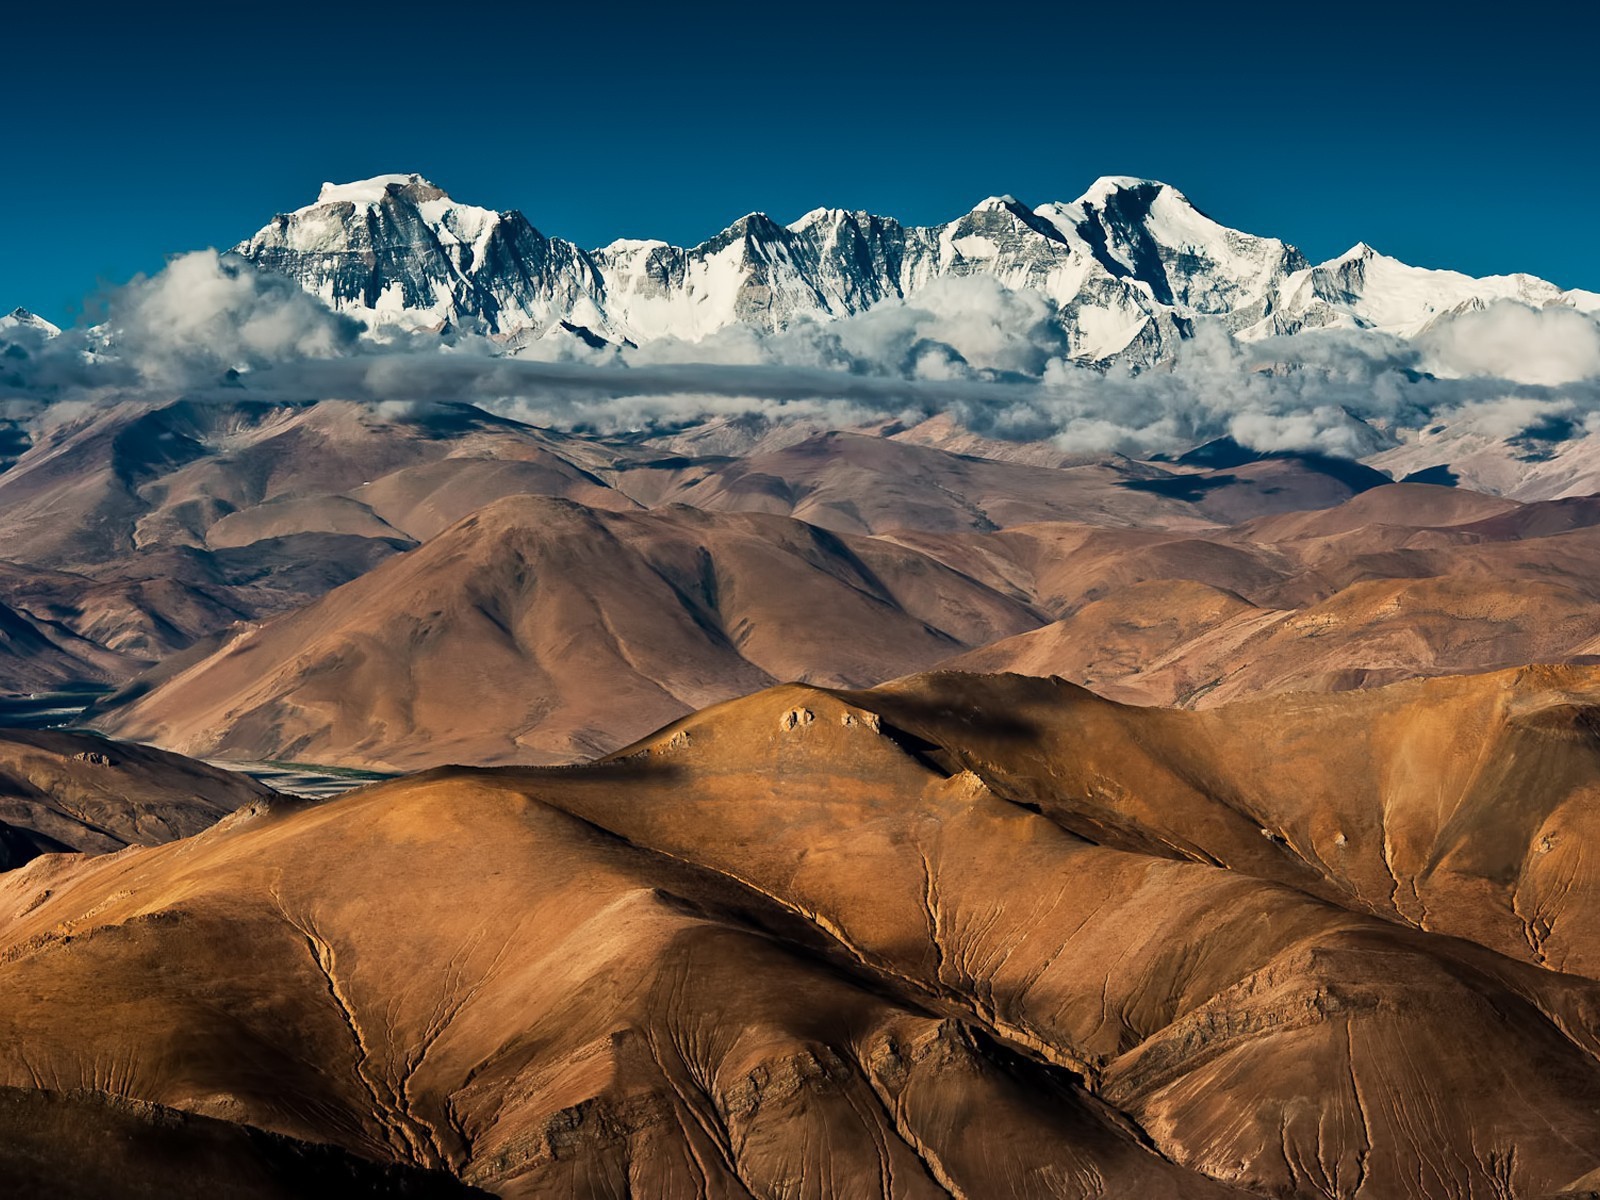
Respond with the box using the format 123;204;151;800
2;370;1600;769
16;667;1600;1196
6;172;1600;1197
234;173;1600;364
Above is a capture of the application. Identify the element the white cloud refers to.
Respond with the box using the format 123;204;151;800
9;253;1600;466
1417;301;1600;387
104;250;363;383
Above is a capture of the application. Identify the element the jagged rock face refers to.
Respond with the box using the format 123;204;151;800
235;176;609;338
1043;178;1308;314
234;173;1600;366
233;175;1274;362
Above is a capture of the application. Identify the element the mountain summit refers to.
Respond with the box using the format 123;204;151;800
0;307;61;338
236;175;1600;364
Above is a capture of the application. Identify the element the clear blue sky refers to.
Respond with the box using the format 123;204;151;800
6;0;1597;324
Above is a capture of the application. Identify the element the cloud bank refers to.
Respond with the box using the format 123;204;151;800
5;250;1600;463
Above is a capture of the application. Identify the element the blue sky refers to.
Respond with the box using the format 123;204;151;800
6;0;1596;324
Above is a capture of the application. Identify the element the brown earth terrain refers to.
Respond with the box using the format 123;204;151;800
6;396;1600;1195
93;497;1042;768
0;401;1388;713
89;475;1600;769
0;728;273;869
8;668;1600;1196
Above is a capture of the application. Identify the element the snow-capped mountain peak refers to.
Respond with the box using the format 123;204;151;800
787;207;867;234
234;175;1600;365
1298;242;1600;336
0;307;61;338
1076;174;1171;203
305;173;442;209
239;174;599;335
972;194;1025;211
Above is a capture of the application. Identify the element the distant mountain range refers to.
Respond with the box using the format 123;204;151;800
234;173;1600;364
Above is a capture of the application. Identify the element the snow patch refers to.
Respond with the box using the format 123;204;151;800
306;174;433;210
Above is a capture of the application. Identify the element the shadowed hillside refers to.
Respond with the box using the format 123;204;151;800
11;668;1600;1195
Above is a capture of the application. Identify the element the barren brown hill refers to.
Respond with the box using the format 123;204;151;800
0;728;273;869
946;574;1600;706
931;486;1600;706
0;399;634;677
92;477;1600;770
0;401;1379;695
10;669;1600;1195
1233;480;1522;543
0;599;138;690
624;431;1387;535
943;578;1274;698
604;432;1190;533
889;520;1286;615
9;399;1364;577
95;496;1042;769
0;559;259;663
1219;486;1600;608
0;399;632;570
0;1087;483;1199
862;667;1600;979
351;457;637;542
19;395;1600;781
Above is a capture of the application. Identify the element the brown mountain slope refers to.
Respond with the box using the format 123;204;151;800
95;497;1042;768
859;667;1600;979
0;399;641;680
10;670;1600;1195
932;485;1600;705
907;482;1600;620
946;573;1600;706
0;558;260;662
942;578;1276;699
1234;479;1523;543
0;398;632;569
2;402;1373;698
0;599;139;690
94;481;1600;769
351;457;637;542
0;764;1248;1198
624;431;1386;536
890;520;1287;615
0;1087;483;1199
0;728;273;869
